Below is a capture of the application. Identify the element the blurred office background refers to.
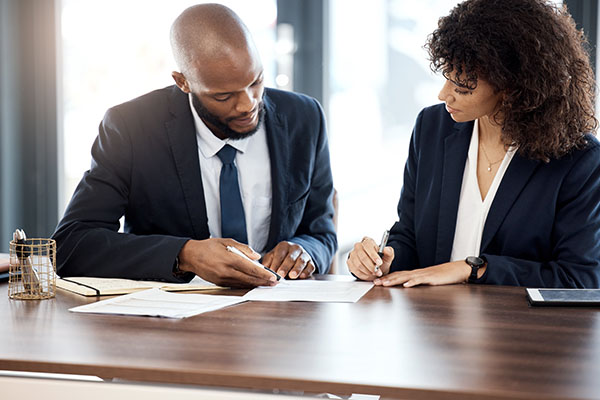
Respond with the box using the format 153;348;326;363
0;0;593;272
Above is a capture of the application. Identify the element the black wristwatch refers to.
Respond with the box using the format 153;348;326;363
465;256;485;282
172;256;187;277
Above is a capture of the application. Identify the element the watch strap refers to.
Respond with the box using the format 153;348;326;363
466;256;485;283
172;256;187;277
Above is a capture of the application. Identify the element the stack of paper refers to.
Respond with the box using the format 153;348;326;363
68;279;374;319
69;288;245;319
243;280;374;302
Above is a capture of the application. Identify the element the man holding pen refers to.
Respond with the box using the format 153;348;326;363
53;4;336;287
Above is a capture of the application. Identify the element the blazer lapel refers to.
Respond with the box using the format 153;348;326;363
435;121;472;263
480;153;540;251
165;88;210;239
263;94;289;251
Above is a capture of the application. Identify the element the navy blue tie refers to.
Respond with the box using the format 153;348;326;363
217;145;248;244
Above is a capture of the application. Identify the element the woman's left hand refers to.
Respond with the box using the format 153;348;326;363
374;261;471;287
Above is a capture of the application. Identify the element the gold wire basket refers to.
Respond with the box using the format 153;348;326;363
8;238;56;300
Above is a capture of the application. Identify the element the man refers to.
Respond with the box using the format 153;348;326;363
53;3;337;287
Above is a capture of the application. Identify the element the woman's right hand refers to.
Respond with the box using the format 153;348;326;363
347;237;394;281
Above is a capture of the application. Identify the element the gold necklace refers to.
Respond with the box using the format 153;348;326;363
479;142;504;172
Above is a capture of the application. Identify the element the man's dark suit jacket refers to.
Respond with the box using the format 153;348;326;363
389;103;600;288
53;86;337;282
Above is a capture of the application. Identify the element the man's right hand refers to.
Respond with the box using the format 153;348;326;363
177;238;278;288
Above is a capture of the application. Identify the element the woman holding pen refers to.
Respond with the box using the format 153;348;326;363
348;0;600;288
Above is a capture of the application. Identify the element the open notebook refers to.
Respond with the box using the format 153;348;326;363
57;275;220;296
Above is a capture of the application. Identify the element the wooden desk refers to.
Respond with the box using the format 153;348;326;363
1;277;599;400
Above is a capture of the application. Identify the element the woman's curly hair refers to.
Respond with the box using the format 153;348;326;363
425;0;597;161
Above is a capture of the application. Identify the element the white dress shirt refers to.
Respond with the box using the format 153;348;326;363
450;119;517;261
189;94;272;253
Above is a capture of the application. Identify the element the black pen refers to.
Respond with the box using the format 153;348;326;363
375;230;390;271
226;245;284;281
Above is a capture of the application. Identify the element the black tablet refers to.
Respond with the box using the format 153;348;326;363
526;288;600;306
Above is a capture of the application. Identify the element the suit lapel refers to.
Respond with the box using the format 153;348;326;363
480;153;540;251
165;88;210;239
263;93;289;251
435;121;472;263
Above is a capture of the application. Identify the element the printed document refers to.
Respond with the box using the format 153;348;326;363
243;280;373;302
69;288;245;319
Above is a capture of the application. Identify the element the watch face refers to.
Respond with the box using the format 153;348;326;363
466;256;485;268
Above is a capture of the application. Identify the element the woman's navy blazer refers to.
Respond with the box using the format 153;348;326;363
389;103;600;288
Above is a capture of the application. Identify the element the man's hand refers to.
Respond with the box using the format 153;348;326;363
373;261;472;287
262;241;315;279
178;238;278;288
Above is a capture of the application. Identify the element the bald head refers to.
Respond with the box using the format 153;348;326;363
169;4;265;140
170;3;257;78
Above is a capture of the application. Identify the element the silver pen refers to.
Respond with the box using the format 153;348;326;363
226;245;284;281
13;229;40;295
375;230;390;271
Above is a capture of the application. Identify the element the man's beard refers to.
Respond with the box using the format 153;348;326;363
191;93;265;141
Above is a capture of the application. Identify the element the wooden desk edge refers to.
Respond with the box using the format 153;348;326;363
0;359;587;400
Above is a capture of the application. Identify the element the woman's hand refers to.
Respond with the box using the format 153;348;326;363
374;260;471;287
347;237;394;281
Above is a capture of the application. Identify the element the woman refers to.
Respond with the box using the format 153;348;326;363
348;0;600;288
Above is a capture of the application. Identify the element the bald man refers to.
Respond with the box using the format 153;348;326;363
53;4;337;287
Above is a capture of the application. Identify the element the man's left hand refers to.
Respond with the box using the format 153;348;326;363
262;241;315;279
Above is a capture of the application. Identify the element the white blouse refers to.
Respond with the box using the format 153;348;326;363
450;120;517;261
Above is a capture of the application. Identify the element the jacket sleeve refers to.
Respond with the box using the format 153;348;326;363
52;108;191;282
287;99;338;274
476;143;600;288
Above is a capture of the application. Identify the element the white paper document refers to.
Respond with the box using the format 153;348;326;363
69;288;245;319
242;280;374;303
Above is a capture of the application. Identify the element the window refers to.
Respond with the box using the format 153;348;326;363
327;0;461;270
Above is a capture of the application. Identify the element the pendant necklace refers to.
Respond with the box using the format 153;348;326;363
479;142;504;172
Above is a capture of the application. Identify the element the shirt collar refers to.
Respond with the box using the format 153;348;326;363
467;119;480;170
188;93;252;158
